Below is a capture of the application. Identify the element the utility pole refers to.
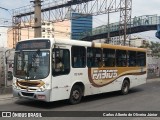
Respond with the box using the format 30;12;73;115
119;0;132;46
31;0;42;38
107;7;110;44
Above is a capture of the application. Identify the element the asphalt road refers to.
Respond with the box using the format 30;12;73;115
0;80;160;120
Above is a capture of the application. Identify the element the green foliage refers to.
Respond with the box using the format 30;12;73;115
149;42;160;57
139;41;160;57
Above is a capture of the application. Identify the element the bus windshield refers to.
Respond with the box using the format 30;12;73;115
14;50;50;80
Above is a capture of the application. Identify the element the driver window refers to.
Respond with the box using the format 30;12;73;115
52;48;70;76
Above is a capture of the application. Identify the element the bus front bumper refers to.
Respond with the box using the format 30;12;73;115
13;88;51;102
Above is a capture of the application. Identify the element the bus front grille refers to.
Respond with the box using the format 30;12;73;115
21;92;34;97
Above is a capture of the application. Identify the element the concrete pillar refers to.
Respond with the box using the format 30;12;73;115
34;0;42;38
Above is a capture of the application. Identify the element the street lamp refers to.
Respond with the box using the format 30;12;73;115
0;6;12;26
0;6;12;18
0;6;12;47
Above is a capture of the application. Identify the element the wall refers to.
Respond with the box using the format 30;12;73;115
7;28;34;48
54;20;71;39
0;48;14;87
41;22;54;38
147;57;160;79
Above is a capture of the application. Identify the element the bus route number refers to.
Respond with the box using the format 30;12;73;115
74;73;83;76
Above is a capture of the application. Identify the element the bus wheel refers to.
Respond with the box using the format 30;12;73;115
121;80;130;95
69;85;83;104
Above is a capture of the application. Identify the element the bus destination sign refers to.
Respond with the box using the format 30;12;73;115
16;40;50;50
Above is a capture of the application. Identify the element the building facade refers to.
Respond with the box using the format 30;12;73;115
7;21;53;48
41;21;54;38
71;13;92;40
53;20;71;39
7;13;92;48
129;37;149;47
54;13;93;40
7;27;34;48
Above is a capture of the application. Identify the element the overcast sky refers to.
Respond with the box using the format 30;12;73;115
0;0;160;47
0;0;159;17
0;0;160;20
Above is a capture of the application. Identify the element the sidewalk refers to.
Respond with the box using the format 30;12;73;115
147;77;160;82
0;86;12;94
0;78;159;101
0;93;13;101
0;87;13;101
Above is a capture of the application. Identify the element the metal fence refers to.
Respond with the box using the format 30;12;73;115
80;14;159;39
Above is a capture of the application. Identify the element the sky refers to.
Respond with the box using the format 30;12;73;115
0;0;160;47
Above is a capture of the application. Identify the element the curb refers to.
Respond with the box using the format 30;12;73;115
0;95;14;101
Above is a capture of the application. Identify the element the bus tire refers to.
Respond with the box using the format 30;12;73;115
69;85;83;104
121;80;130;95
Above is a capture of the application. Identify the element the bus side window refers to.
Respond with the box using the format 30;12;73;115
128;51;136;67
103;48;115;67
137;52;146;66
116;50;127;67
87;47;102;67
52;48;70;76
71;46;86;68
87;58;92;67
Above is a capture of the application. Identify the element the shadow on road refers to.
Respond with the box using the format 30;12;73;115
82;87;144;103
14;87;144;110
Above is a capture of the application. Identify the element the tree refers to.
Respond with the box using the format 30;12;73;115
139;41;160;57
149;42;160;57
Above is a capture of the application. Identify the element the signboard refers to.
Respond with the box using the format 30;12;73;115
16;40;50;50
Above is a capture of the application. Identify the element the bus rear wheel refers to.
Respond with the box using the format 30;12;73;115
121;80;130;95
69;85;83;104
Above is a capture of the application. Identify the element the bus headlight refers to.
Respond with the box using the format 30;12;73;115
37;85;46;92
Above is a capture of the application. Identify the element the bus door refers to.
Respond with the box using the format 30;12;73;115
51;47;71;100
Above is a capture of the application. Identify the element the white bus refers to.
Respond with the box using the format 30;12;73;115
13;38;147;104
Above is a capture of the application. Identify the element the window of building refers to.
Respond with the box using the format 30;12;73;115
71;46;86;68
116;50;127;67
42;29;45;32
47;28;50;31
87;47;102;67
42;22;45;25
103;48;115;67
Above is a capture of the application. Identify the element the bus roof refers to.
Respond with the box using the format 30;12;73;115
101;43;146;52
18;38;146;52
54;38;146;52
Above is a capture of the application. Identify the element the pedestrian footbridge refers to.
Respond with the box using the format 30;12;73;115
80;15;160;41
